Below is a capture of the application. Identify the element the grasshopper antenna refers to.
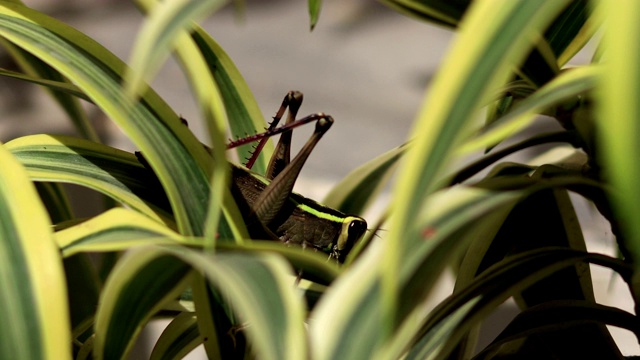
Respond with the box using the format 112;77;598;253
226;113;327;151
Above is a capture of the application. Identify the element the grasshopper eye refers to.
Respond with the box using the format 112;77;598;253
335;217;367;262
346;219;367;249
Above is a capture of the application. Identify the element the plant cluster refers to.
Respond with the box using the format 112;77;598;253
1;0;639;359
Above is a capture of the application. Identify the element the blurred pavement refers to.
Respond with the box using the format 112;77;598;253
1;0;636;358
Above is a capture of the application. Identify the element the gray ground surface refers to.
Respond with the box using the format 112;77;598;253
1;1;636;358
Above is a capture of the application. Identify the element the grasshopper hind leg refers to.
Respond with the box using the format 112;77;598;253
266;91;303;179
248;116;334;231
241;90;303;171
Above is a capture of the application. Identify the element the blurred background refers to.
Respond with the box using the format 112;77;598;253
0;0;635;358
0;0;449;184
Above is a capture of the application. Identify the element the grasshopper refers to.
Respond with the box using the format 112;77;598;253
138;91;367;263
226;91;367;263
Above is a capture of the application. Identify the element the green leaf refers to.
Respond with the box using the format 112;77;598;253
188;27;272;174
310;186;522;360
0;2;213;235
412;248;630;359
6;134;174;225
324;144;405;216
95;247;307;360
94;249;193;360
384;0;572;340
0;141;70;359
184;251;308;360
168;24;262;241
54;208;188;257
557;11;600;66
476;300;634;359
454;188;617;357
218;240;340;285
137;0;268;171
449;131;577;184
308;0;322;30
378;0;464;28
125;0;228;98
597;0;640;276
0;66;90;101
461;65;598;154
1;39;98;141
191;276;238;359
403;299;479;360
150;312;201;360
135;0;259;242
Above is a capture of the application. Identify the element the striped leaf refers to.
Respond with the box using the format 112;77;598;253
93;249;193;360
125;0;228;98
311;3;574;359
459;65;599;155
135;0;270;172
0;2;213;235
310;186;522;360
1;40;98;141
6;134;174;225
0;66;89;101
324;144;405;216
55;208;187;257
383;0;572;332
150;312;200;360
95;247;307;360
597;0;640;279
0;142;70;359
410;248;630;359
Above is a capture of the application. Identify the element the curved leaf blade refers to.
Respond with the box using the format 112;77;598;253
125;0;228;97
310;186;522;360
0;3;213;235
94;250;193;360
6;134;173;224
410;248;630;359
0;66;90;101
324;144;405;215
181;250;308;360
476;300;630;359
384;0;572;334
597;0;640;274
150;312;200;360
55;208;186;257
0;142;70;359
308;0;322;30
1;40;98;141
135;0;254;242
188;27;272;173
96;246;307;360
460;65;598;154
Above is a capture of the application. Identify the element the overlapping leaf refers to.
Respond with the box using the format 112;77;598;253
6;134;174;225
0;142;70;359
597;0;640;278
0;2;213;235
95;247;307;360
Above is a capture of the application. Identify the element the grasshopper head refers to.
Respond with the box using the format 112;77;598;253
333;216;367;263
